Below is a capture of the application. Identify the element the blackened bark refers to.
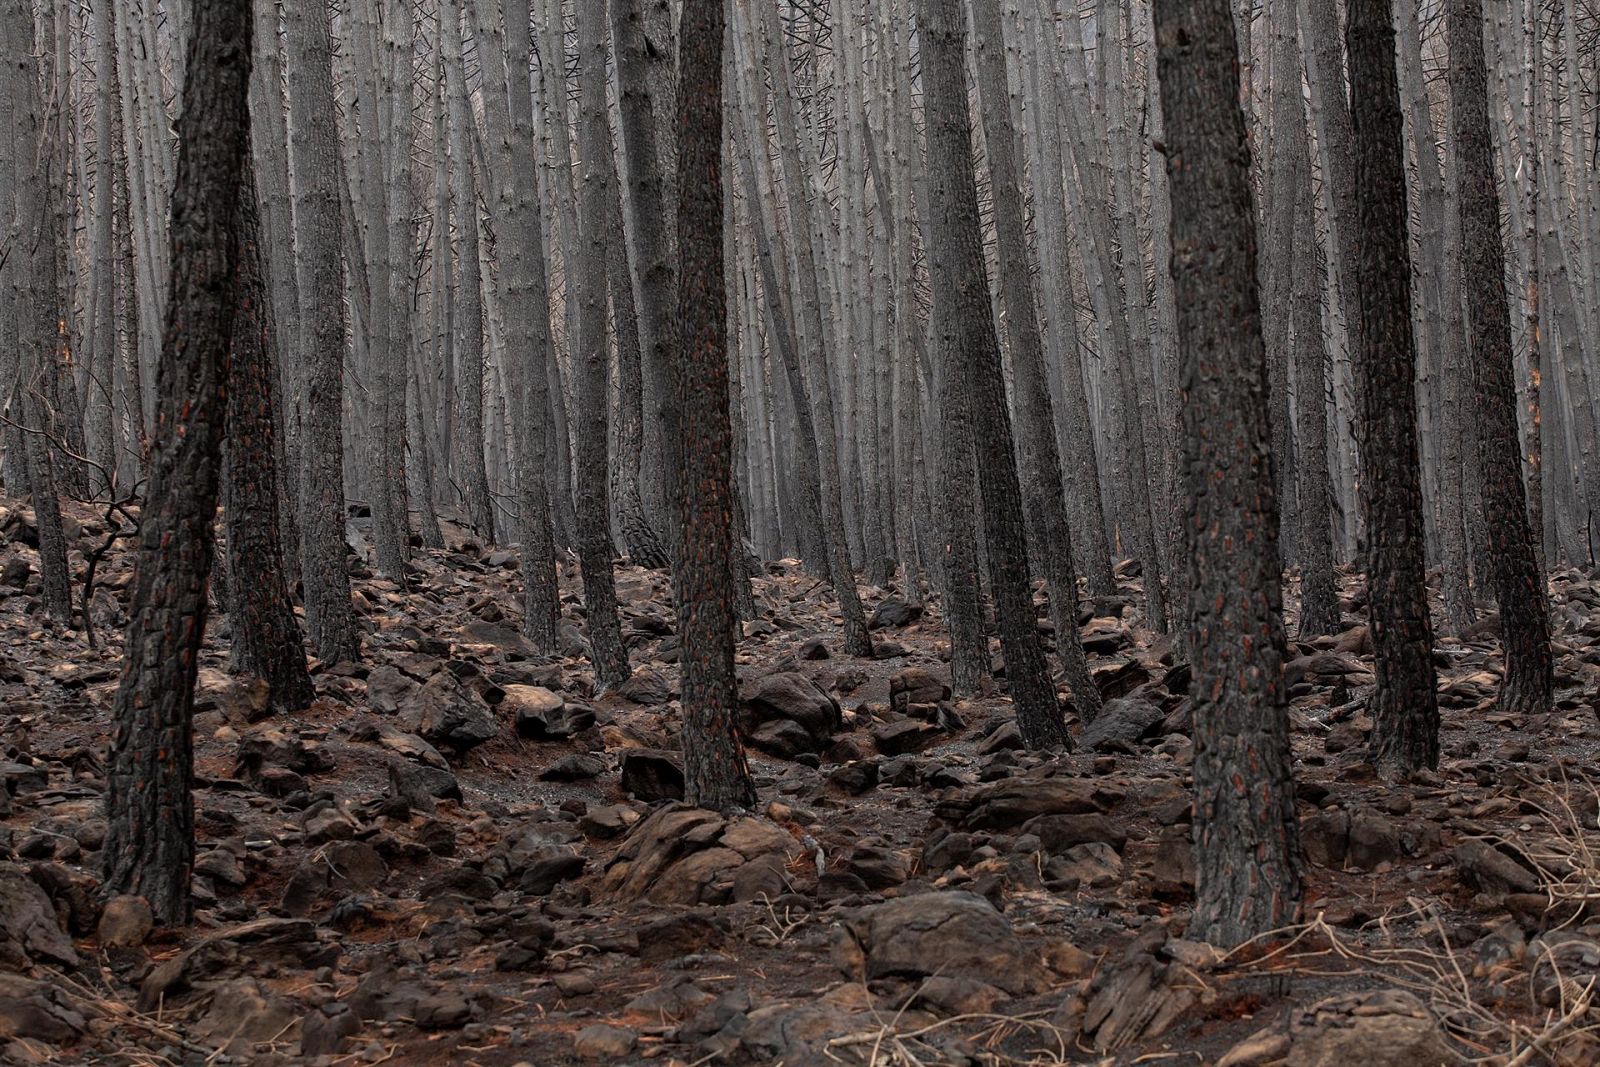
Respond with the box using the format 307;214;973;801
1347;0;1439;771
286;0;360;665
1448;0;1553;718
969;0;1101;723
920;0;1067;751
1153;0;1302;946
674;0;757;813
1294;190;1340;638
3;0;72;626
574;0;632;689
104;0;252;925
613;0;679;560
441;0;494;544
225;156;316;714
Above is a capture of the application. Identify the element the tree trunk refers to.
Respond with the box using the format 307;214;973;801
285;0;360;665
970;0;1100;721
920;0;1067;751
674;0;757;813
104;0;252;925
1449;0;1553;718
225;155;316;714
442;0;495;543
1346;0;1439;773
1153;0;1302;947
475;0;560;653
573;0;632;688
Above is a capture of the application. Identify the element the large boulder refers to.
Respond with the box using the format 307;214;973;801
740;672;842;756
396;674;497;753
0;864;77;968
1080;697;1167;750
0;973;92;1045
1284;989;1458;1066
935;776;1106;830
833;891;1044;994
603;805;804;905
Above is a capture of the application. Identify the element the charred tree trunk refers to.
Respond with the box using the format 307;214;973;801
1154;0;1302;946
920;0;1067;750
1449;0;1553;718
1347;0;1439;772
285;0;360;664
674;0;757;813
104;0;252;925
225;155;316;714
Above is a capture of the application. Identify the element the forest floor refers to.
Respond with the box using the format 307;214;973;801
3;498;1600;1066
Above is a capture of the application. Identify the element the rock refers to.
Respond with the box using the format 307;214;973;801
617;667;673;705
1300;809;1350;868
0;973;90;1045
1285;989;1458;1066
195;669;274;725
1080;931;1198;1052
574;1023;638;1060
620;749;685;802
1217;1028;1293;1067
301;1002;361;1057
235;726;333;780
414;989;474;1029
193;978;302;1053
386;759;462;814
978;721;1024;754
869;598;924;629
890;667;950;715
749;718;820;759
834;890;1043;994
741;672;842;754
504;685;567;738
323;841;389;890
827;760;880;794
624;976;715;1020
1530;937;1600;1008
194;848;247;886
97;895;154;947
845;845;909;889
373;722;451;767
797;637;831;660
0;864;77;968
1080;697;1166;750
872;718;940;755
1026;813;1129;855
1043;842;1123;890
580;804;641;839
0;762;46;797
483;823;585;894
139;918;329;1011
541;752;606;781
1454;840;1540;896
0;557;30;588
396;674;498;752
603;805;802;905
1346;810;1403;870
940;777;1104;830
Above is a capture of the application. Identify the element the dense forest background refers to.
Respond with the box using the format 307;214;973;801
4;0;1600;1063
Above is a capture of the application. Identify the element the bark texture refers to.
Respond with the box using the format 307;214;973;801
1154;0;1302;946
920;0;1067;750
1449;0;1553;717
674;0;757;813
104;0;252;925
225;156;316;714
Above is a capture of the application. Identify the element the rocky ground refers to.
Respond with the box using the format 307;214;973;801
3;497;1600;1065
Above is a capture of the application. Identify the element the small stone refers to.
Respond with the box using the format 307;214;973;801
97;895;154;948
573;1023;637;1060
